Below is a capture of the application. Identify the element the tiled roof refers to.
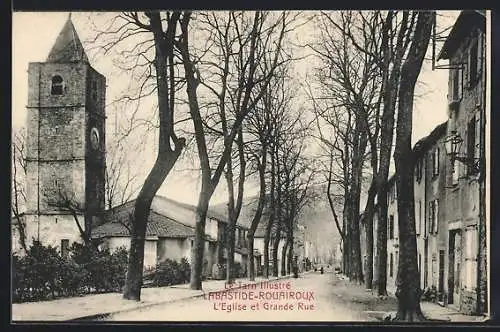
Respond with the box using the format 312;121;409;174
438;10;486;60
91;210;194;239
154;196;229;223
413;122;447;156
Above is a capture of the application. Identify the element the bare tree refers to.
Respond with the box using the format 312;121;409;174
44;184;91;245
244;62;291;280
90;11;187;300
105;137;141;210
321;10;417;294
308;11;386;284
392;11;433;321
175;11;293;290
12;128;28;254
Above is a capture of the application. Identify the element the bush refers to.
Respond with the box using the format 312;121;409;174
12;242;65;302
57;257;88;297
69;243;128;293
154;259;183;286
421;286;438;302
71;243;128;292
12;242;129;303
150;258;191;287
211;263;226;280
232;262;244;278
179;257;191;284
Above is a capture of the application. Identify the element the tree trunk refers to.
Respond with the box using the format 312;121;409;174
263;231;271;278
287;234;294;275
226;214;237;283
225;129;246;284
123;156;180;300
264;146;276;279
392;11;432;321
272;225;281;277
476;32;487;315
281;238;289;276
363;181;377;290
342;210;351;277
190;187;211;290
247;231;256;280
375;10;405;297
247;143;267;281
376;183;389;296
123;12;184;301
348;116;367;284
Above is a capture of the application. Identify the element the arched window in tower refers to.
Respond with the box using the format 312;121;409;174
51;75;64;95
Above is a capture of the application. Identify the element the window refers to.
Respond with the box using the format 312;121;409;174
416;200;422;235
389;215;394;240
464;227;478;289
51;75;64;95
389;253;394;277
468;39;479;86
416;158;423;182
467;117;477;175
61;239;70;258
432;148;440;177
451;68;463;101
418;253;422;274
428;200;439;234
395;251;399;275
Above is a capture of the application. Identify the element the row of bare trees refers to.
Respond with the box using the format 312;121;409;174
88;11;314;300
308;10;434;321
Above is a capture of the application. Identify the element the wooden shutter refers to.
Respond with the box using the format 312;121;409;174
477;31;484;78
434;200;439;233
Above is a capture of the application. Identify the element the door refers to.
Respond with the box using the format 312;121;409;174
448;232;455;304
424;239;428;288
438;250;445;300
453;232;462;305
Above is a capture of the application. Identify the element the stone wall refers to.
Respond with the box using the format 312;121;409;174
22;213;85;252
25;60;107;240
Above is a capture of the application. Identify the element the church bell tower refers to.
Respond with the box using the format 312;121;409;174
24;15;106;249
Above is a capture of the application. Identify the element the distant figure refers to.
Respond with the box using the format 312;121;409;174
320;267;324;274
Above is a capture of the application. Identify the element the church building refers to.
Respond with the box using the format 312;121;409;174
15;16;106;255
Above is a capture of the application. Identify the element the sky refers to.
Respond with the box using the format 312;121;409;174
12;11;461;206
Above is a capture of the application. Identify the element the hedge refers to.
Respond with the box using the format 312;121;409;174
12;241;128;303
152;258;191;287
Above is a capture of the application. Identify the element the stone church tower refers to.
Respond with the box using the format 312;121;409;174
23;16;106;252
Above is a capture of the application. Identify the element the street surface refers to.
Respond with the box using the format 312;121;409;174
105;272;373;322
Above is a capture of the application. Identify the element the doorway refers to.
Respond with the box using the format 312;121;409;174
438;250;445;301
448;230;462;306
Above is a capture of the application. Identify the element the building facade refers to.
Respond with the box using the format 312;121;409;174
20;17;106;253
413;122;448;302
360;10;487;316
438;10;487;314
